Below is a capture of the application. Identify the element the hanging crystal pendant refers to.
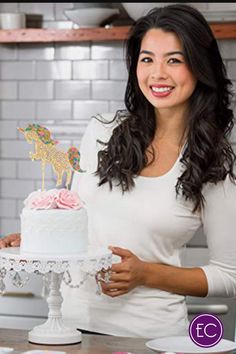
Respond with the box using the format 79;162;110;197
0;268;6;279
63;270;72;285
104;270;111;283
12;272;24;288
0;279;6;294
0;268;7;294
96;280;102;295
41;274;50;298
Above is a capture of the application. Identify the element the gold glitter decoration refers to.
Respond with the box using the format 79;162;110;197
18;124;83;191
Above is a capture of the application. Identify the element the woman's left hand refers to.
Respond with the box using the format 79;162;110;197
100;246;146;297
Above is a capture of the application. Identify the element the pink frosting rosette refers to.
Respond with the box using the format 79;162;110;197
24;190;57;210
55;188;83;210
24;189;83;210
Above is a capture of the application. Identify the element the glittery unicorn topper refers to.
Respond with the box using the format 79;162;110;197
18;123;84;191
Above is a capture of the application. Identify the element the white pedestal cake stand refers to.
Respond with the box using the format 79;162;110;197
0;247;112;345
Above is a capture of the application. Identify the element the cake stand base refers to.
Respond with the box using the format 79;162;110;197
0;247;112;345
28;324;81;345
28;271;82;345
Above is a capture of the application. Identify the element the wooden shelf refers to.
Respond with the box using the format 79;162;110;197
0;26;130;43
0;23;235;43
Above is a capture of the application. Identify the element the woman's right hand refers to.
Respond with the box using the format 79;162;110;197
0;233;21;248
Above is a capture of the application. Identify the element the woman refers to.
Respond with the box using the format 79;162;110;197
1;4;236;338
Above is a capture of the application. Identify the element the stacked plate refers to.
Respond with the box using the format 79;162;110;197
146;336;236;354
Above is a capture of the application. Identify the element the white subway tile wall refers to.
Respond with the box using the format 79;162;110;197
55;80;90;100
36;100;72;119
0;82;17;99
18;44;55;61
0;62;35;80
0;2;235;236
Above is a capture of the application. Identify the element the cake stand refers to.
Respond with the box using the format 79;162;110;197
0;247;112;345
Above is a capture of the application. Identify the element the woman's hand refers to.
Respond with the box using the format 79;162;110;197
0;233;21;248
98;246;209;298
100;246;146;297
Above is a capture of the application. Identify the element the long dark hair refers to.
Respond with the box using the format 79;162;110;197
96;4;235;212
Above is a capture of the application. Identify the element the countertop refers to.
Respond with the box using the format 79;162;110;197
0;328;154;354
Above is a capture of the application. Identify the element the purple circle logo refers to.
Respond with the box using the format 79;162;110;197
189;314;223;347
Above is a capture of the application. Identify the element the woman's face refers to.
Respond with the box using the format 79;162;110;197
136;28;197;116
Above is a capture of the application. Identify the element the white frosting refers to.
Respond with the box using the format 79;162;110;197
20;207;88;255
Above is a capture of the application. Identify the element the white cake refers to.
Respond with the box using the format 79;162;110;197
20;189;88;255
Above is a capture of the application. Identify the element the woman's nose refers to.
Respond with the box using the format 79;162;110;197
151;62;168;80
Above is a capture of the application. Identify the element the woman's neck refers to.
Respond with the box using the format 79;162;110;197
154;108;188;147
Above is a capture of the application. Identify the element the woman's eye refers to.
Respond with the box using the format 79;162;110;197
140;57;152;63
168;58;182;64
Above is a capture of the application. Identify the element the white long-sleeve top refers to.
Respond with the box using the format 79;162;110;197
61;113;236;338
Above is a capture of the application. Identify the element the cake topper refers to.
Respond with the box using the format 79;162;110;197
18;123;84;191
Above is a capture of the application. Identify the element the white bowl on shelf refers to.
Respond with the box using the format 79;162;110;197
64;7;120;28
122;3;169;21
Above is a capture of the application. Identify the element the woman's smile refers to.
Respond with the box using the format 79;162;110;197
150;84;174;97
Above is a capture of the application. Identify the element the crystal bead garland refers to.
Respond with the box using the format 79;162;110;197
62;270;89;288
0;251;113;296
62;266;111;294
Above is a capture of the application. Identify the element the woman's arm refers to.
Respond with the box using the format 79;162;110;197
144;259;208;296
101;246;208;297
199;175;236;298
102;175;236;299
